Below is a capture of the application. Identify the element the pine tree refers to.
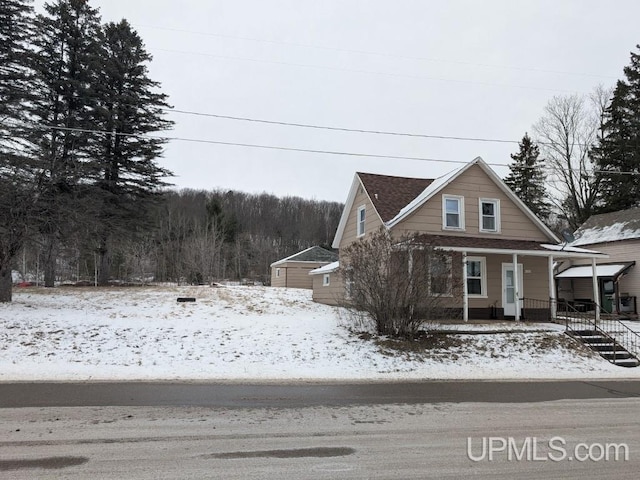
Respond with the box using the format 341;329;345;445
30;0;103;286
504;133;550;220
593;45;640;213
88;20;173;285
0;0;35;302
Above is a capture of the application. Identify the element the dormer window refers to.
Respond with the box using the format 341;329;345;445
357;205;366;237
479;198;500;233
443;195;464;230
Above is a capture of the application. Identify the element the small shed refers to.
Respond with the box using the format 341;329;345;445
270;246;338;289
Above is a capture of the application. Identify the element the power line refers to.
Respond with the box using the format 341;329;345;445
153;47;581;95
136;23;617;81
44;124;640;176
170;109;521;144
168;109;592;148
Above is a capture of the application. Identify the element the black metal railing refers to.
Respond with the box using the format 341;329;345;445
523;297;640;364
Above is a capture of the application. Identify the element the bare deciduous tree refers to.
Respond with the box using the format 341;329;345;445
533;87;612;230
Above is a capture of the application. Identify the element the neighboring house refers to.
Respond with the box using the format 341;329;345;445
556;206;640;314
311;157;606;321
270;246;338;289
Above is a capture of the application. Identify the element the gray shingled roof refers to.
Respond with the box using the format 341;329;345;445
271;246;338;266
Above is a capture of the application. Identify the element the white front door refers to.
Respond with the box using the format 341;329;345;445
502;263;523;317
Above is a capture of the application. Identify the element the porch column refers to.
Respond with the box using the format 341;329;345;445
548;255;556;320
513;253;520;322
462;251;468;322
592;258;600;322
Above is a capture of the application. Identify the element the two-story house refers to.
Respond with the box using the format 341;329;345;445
310;157;607;321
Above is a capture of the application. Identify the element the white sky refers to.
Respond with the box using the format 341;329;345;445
33;0;640;202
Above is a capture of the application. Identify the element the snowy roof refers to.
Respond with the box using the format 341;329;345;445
556;263;634;279
309;261;339;275
571;206;640;247
539;244;603;255
270;246;338;267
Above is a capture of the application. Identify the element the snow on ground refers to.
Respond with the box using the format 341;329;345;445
1;285;639;382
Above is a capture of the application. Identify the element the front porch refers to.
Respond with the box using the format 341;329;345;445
420;234;610;323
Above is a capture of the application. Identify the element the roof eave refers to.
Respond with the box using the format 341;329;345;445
331;173;385;248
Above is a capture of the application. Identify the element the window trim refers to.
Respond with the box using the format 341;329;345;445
275;268;281;278
479;198;500;233
323;274;331;286
442;195;465;231
466;256;487;298
357;205;366;237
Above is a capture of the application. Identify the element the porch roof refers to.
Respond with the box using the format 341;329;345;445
556;262;635;279
415;234;607;259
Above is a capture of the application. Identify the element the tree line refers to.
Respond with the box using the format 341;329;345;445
16;188;343;287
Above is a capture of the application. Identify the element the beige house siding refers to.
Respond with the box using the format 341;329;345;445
394;164;551;241
311;271;344;305
270;262;328;289
338;185;383;249
466;255;550;309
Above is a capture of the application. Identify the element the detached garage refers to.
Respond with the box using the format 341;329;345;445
270;246;338;289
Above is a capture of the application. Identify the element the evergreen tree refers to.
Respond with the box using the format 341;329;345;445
0;0;35;302
88;20;173;285
30;0;102;286
593;46;640;213
504;133;550;219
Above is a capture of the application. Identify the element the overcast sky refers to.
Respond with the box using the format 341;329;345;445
34;0;640;202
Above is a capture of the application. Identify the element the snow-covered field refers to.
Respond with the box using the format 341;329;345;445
1;285;639;382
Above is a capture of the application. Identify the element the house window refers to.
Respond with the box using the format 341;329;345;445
479;199;500;233
466;256;486;297
323;274;331;286
430;252;452;295
443;195;464;230
357;205;366;237
275;268;280;278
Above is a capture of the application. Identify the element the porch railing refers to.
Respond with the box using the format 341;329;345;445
522;297;640;363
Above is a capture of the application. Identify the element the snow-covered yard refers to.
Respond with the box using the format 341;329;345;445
1;285;639;382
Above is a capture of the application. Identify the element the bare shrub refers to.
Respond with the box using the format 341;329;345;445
338;229;460;338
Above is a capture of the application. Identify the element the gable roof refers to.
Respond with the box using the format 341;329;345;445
572;206;640;247
270;246;338;267
332;156;560;248
357;172;434;222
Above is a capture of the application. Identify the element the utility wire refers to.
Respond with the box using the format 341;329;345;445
136;24;616;81
44;124;640;176
170;109;526;146
154;47;581;95
169;109;595;148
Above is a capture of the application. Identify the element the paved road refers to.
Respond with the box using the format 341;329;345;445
1;380;640;408
1;398;639;479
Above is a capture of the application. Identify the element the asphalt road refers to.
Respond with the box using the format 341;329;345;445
1;380;640;408
1;398;639;479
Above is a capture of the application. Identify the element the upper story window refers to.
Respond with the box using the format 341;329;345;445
443;195;464;230
479;198;500;233
357;205;366;237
